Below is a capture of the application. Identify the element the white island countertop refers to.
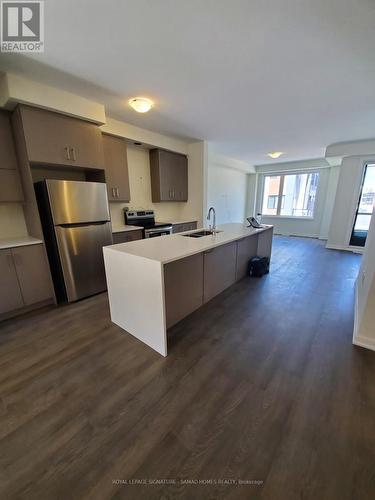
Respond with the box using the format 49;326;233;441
105;223;272;264
104;223;273;356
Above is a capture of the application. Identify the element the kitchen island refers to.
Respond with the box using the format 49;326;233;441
103;223;273;356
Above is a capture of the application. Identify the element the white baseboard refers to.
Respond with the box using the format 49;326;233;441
274;232;319;239
353;335;375;352
325;243;364;254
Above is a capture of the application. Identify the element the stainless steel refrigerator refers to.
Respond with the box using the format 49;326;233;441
35;179;113;303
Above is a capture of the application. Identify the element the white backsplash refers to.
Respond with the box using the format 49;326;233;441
0;203;28;239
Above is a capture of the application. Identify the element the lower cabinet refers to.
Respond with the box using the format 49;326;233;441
163;232;272;328
112;230;143;244
0;249;24;313
0;244;53;315
236;236;258;280
164;253;204;328
203;242;237;303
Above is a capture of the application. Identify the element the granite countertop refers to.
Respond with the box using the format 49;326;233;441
105;223;273;264
0;236;43;250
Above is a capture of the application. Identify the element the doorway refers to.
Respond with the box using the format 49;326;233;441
349;163;375;247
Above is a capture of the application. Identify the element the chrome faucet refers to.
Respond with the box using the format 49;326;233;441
207;207;217;234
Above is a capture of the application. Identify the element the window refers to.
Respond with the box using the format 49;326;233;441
262;171;320;217
267;195;278;209
267;195;284;209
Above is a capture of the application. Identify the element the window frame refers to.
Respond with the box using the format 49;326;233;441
260;170;321;220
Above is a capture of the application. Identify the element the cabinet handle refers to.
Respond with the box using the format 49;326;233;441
70;147;76;161
64;146;70;160
116;188;120;198
169;189;172;199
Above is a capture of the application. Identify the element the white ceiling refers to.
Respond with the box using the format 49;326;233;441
1;0;375;166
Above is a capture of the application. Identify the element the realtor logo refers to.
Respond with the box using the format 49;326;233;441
1;1;44;52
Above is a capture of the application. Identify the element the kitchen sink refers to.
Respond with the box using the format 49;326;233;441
183;230;221;238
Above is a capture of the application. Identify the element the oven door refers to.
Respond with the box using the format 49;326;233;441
145;226;173;238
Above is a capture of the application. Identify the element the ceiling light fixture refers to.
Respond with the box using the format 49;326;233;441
267;151;284;159
129;97;153;113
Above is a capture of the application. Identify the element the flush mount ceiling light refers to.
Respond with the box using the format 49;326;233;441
267;151;284;159
128;97;153;113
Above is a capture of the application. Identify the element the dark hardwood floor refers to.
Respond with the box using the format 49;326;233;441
1;236;374;499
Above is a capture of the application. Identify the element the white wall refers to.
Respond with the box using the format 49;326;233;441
0;204;28;239
252;159;335;239
0;73;106;124
179;141;207;227
353;209;375;350
102;117;189;155
206;152;252;225
246;174;258;218
318;166;340;239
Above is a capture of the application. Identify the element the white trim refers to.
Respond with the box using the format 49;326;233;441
353;282;359;341
262;215;315;221
274;232;320;238
257;165;328;176
325;243;364;254
256;157;330;172
353;336;375;352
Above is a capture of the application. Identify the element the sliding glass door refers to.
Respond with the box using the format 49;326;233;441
349;164;375;247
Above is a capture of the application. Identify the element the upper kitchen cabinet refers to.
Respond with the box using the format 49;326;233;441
102;133;130;202
0;110;18;170
16;105;104;169
150;148;188;202
0;110;23;202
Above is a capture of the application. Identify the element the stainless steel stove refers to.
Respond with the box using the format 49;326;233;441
124;210;173;238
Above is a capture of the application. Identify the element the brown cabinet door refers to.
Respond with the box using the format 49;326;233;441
236;236;258;280
173;154;188;201
112;230;143;244
0;169;24;202
203;242;237;303
157;150;174;201
12;244;53;306
19;105;104;169
150;149;188;202
0;249;24;314
102;134;130;202
0;110;18;170
164;253;204;328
